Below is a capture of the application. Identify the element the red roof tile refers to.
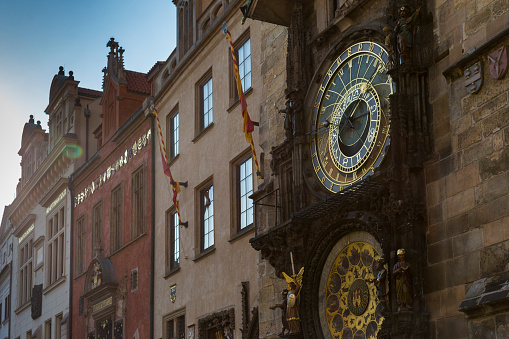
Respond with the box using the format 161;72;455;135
78;87;103;98
125;70;151;95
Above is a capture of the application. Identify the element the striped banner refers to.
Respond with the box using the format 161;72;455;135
153;107;183;226
223;22;262;179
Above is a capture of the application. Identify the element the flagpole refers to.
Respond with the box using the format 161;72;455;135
222;22;262;179
151;104;184;226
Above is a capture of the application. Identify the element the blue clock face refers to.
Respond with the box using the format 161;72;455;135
310;42;395;193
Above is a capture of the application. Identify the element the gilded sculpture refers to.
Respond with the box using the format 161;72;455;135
282;267;304;334
393;248;413;310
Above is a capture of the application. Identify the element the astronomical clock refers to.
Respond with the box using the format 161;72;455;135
310;42;394;192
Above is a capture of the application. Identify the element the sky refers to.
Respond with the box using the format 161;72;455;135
0;0;177;211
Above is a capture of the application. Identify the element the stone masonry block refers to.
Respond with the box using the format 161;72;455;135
480;240;509;276
461;93;476;114
476;71;509;107
496;313;509;338
445;187;475;219
446;251;480;287
482;106;509;138
428;202;445;225
473;92;508;123
447;213;470;237
469;318;496;339
436;315;469;338
472;195;509;226
427;222;447;244
424;262;447;293
452;228;483;257
426;154;456;183
492;0;509;19
476;172;509;205
480;147;509;180
494;130;505;151
462;137;493;167
445;163;479;197
464;5;491;37
427;177;447;206
483;216;509;246
441;285;467;317
428;238;453;264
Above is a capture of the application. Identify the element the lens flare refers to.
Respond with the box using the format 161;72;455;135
64;144;83;160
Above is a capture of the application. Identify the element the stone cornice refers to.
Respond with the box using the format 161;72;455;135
9;134;77;228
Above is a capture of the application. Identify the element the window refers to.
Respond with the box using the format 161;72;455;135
47;206;65;285
4;295;10;321
131;165;146;239
238;157;254;230
92;201;103;251
131;268;139;292
75;215;86;276
18;238;33;306
26;330;32;339
166;209;180;272
238;38;251;93
200;76;213;130
0;302;2;323
230;33;251;104
55;313;62;338
111;184;124;252
163;311;185;339
44;318;51;339
166;110;179;160
200;184;214;251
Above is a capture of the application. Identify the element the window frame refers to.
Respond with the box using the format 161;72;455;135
162;308;186;339
229;30;252;106
166;106;180;161
18;235;33;307
131;164;146;240
237;155;254;231
196;179;214;254
75;214;86;277
166;208;180;274
110;183;124;253
46;205;66;286
92;200;104;253
230;150;255;238
196;70;213;134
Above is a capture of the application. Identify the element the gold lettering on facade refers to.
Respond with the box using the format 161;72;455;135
92;297;112;313
74;129;151;207
46;190;66;215
19;224;34;244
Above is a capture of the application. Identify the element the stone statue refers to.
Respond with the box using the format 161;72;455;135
393;6;421;65
282;267;304;333
383;27;395;69
269;289;290;336
393;249;413;310
366;256;389;310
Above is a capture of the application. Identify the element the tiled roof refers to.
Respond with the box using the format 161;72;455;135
125;70;151;95
78;87;103;98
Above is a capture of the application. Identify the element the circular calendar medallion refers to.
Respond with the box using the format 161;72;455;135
347;279;370;316
323;241;384;338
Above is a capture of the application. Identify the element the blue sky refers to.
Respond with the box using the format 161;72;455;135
0;0;176;210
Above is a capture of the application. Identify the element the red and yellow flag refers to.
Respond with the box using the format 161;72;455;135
224;24;262;179
153;107;183;226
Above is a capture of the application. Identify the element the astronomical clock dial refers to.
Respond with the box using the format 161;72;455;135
324;242;383;339
310;42;395;193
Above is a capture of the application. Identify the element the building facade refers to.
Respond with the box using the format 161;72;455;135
149;0;288;338
7;67;102;339
0;207;14;339
70;39;153;339
241;0;509;338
